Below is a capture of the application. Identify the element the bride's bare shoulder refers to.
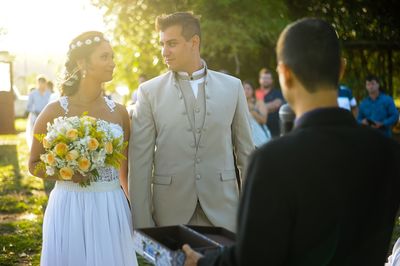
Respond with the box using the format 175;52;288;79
34;101;66;130
114;102;129;117
43;101;66;116
114;103;130;134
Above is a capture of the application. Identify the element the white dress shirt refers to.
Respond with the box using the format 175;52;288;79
178;66;206;99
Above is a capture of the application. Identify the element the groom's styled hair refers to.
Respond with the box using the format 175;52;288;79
156;12;201;42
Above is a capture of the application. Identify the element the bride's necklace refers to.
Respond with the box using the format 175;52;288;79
69;92;103;107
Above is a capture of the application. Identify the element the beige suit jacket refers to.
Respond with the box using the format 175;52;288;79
128;67;254;232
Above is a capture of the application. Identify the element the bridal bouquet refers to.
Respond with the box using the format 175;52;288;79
35;113;127;186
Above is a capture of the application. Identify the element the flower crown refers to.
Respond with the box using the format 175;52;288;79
69;36;106;50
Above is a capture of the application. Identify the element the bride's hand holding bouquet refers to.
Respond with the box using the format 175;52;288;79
35;113;127;186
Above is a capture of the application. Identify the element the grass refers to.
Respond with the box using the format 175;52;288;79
0;220;42;265
0;119;151;266
1;119;399;265
0;119;44;265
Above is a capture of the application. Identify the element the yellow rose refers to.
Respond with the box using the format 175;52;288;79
65;150;79;161
54;142;68;156
78;157;91;172
87;138;99;151
104;142;113;154
59;167;74;180
46;152;56;165
66;129;78;141
42;137;52;149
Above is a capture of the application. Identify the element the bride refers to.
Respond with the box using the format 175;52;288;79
28;31;138;266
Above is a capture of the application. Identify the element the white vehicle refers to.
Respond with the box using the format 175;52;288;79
13;86;28;117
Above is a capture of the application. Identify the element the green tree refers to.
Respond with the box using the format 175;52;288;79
93;0;400;101
286;0;400;99
93;0;289;96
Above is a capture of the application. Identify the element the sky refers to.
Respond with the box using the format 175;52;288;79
0;0;107;88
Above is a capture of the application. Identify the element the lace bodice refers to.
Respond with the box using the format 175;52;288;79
92;122;124;182
58;96;123;183
59;96;116;115
92;167;120;182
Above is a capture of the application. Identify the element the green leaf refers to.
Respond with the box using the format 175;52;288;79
33;162;47;178
34;134;46;142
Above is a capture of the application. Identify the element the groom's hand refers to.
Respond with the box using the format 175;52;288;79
183;244;203;266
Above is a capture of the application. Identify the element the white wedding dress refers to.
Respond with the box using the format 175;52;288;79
40;96;138;266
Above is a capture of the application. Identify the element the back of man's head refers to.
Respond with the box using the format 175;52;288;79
276;18;341;93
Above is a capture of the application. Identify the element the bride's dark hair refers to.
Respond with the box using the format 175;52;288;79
61;31;107;96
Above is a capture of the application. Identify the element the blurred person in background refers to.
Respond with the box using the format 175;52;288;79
357;74;398;138
337;84;358;117
48;80;61;102
256;68;284;137
243;80;270;148
26;75;51;148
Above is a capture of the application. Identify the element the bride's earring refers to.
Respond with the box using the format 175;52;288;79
82;70;87;79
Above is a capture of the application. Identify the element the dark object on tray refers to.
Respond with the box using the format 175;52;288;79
133;224;235;266
184;225;235;247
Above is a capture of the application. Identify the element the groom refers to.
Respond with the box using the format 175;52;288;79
128;12;253;232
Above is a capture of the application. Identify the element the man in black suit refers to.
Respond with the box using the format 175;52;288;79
183;18;400;266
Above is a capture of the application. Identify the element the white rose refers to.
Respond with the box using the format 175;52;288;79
46;166;55;176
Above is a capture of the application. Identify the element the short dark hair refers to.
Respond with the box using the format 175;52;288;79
259;68;272;77
155;12;201;42
37;75;47;83
243;80;256;98
276;18;341;93
243;80;255;89
365;74;379;83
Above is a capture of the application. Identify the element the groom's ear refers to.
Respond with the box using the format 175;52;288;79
191;35;200;50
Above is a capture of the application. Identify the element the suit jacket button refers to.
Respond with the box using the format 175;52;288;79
196;128;201;133
196;174;201;180
196;158;201;163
